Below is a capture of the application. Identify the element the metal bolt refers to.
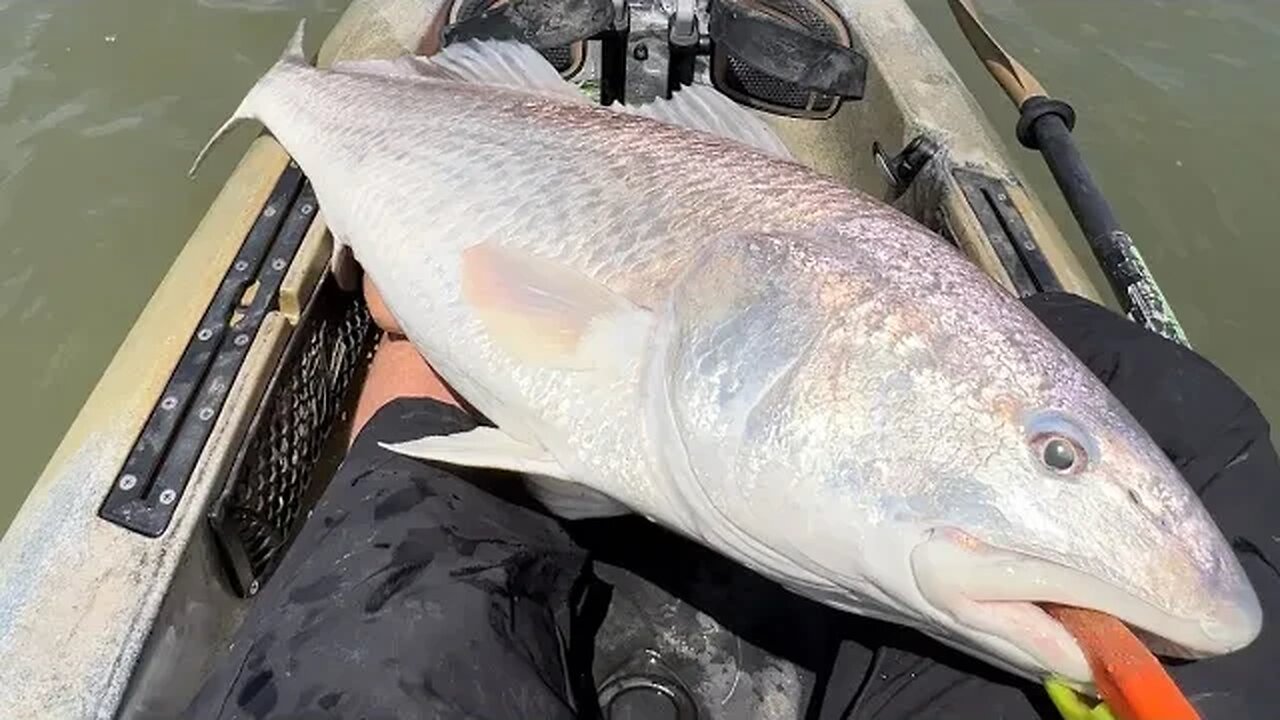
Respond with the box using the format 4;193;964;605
263;205;277;218
300;203;314;216
159;488;176;505
160;396;178;411
632;43;648;61
233;260;249;272
119;474;137;491
197;328;214;341
198;406;215;421
234;333;250;347
248;580;260;595
271;257;287;271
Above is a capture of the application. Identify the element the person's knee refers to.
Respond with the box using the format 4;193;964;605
188;398;589;719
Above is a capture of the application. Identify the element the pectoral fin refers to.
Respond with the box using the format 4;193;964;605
460;241;653;370
380;426;567;477
381;426;630;519
523;476;631;519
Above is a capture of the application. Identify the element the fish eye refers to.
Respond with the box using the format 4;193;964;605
1032;434;1087;475
1042;437;1077;472
1024;410;1095;476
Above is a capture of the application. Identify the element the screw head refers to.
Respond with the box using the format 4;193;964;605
234;333;250;347
197;328;214;341
159;488;176;505
119;474;137;491
160;396;178;411
198;407;215;421
233;260;249;272
271;257;287;271
633;43;649;61
263;205;277;218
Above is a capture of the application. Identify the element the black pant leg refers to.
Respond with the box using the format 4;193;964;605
186;399;589;720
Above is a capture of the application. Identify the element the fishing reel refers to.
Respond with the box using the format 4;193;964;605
438;0;867;119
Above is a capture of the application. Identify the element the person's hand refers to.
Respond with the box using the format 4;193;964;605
349;273;462;445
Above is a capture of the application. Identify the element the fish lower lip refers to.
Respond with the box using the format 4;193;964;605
943;595;1092;682
913;568;1092;682
909;530;1225;682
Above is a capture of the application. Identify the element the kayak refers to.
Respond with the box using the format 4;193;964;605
0;0;1109;717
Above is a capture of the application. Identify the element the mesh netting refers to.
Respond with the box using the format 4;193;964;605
540;45;576;73
754;0;841;42
725;55;812;110
716;0;848;116
215;283;377;591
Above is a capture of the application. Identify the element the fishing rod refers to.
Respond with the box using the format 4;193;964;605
947;0;1191;348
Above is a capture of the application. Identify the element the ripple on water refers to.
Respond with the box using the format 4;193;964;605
197;0;348;14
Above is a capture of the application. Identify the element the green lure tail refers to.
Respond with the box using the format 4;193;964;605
1046;679;1118;720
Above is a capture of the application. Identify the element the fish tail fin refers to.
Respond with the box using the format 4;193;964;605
189;19;310;177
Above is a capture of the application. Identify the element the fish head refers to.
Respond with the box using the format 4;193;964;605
830;288;1262;685
661;230;1260;686
899;370;1263;685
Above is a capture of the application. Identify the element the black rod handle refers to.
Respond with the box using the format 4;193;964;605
1018;97;1191;347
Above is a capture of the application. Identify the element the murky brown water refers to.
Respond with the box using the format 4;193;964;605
1;0;1276;532
908;0;1280;431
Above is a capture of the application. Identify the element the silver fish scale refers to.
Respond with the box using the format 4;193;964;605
235;51;1259;679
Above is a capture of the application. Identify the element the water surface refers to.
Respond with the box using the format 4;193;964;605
0;0;343;531
909;0;1280;432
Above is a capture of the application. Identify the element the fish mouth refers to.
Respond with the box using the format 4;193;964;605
909;528;1260;685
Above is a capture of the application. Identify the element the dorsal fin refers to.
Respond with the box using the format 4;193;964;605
333;40;589;104
192;22;793;178
615;84;794;160
335;40;792;158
